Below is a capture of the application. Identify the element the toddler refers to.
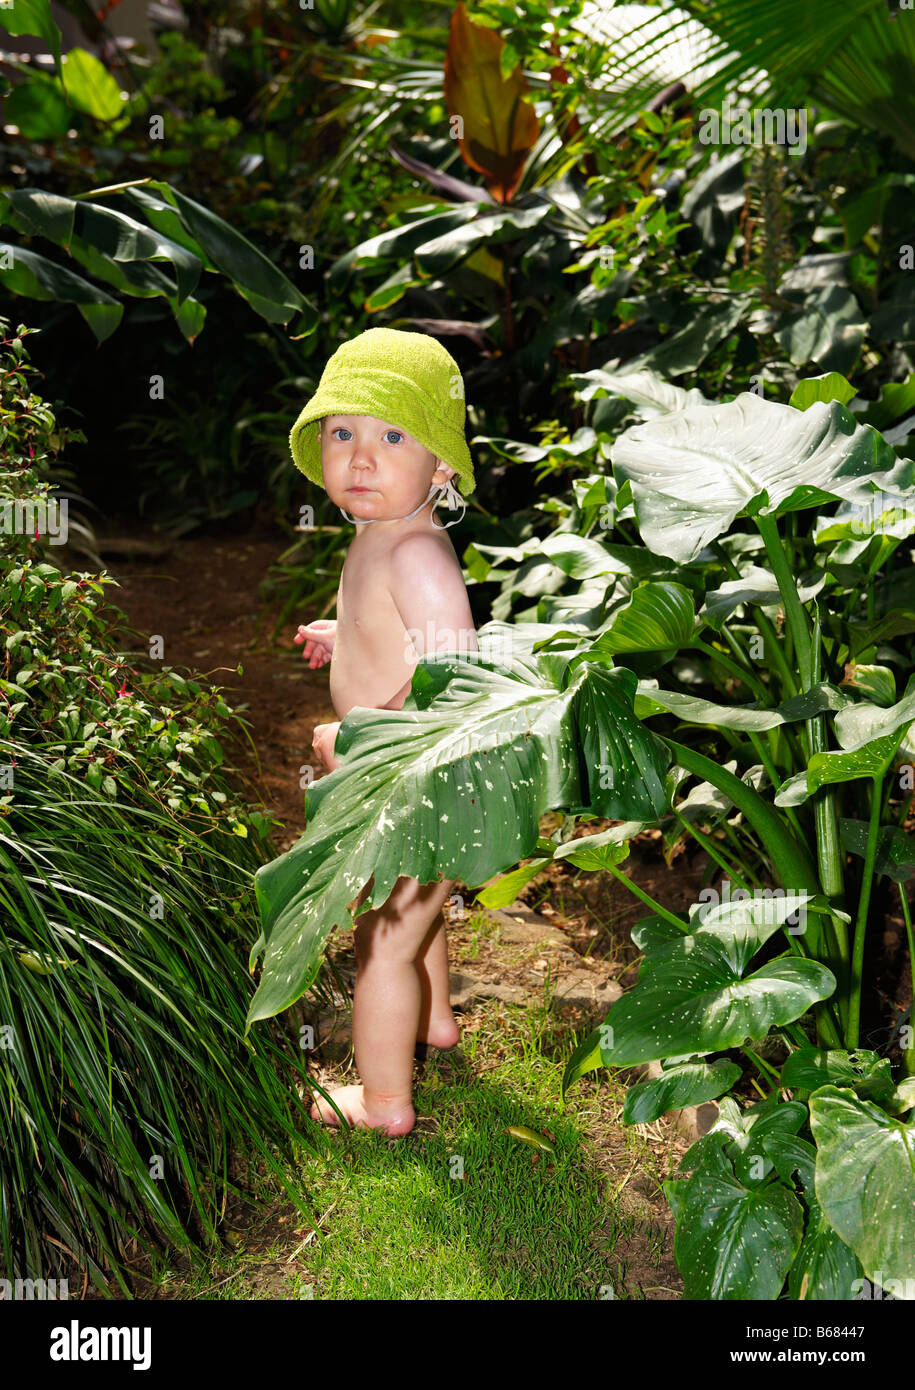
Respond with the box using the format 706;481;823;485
288;327;478;1136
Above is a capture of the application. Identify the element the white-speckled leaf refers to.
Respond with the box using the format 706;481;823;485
674;1140;804;1299
611;392;914;564
809;1086;915;1295
598;893;836;1064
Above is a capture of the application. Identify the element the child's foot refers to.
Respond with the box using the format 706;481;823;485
310;1084;416;1136
415;1015;461;1050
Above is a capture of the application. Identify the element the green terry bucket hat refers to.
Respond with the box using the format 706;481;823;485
289;326;475;496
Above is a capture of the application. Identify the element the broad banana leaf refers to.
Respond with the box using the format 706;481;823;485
443;2;540;202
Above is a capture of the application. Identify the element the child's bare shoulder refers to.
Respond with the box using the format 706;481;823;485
387;528;463;590
389;526;457;565
384;530;475;641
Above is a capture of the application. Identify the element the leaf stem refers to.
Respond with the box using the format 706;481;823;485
754;516;849;1020
662;736;843;1046
603;860;689;932
672;808;753;891
740;1046;781;1085
693;638;770;702
72;178;154;201
746;729;807;842
846;775;885;1048
899;882;915;1078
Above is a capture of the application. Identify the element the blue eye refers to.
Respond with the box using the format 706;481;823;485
384;430;403;444
332;427;352;440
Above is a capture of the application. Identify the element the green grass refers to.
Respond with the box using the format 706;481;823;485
138;991;676;1301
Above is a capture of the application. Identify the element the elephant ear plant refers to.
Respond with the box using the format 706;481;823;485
558;381;915;1300
247;380;915;1300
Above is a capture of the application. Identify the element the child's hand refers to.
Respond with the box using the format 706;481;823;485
312;720;342;772
295;619;337;668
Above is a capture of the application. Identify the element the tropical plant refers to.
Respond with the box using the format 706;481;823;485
579;0;915;163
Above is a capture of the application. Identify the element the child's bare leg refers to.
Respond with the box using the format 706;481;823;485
415;908;460;1049
310;875;456;1135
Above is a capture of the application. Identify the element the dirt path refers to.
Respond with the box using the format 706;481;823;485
98;512;336;851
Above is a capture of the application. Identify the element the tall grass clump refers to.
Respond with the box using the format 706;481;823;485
0;321;325;1296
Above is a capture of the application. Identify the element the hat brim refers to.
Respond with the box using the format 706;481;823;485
289;376;475;496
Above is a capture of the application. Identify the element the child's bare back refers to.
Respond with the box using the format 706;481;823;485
331;519;476;720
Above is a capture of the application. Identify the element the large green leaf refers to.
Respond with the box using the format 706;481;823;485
672;1139;804;1299
3;0;62;76
707;1094;813;1187
328;206;481;289
413;205;549;276
780;1047;897;1105
859;370;915;431
363;261;423;312
775;675;915;804
0;180;314;335
839;819;915;884
5;190;203;302
554;825;635;873
60;48;125;120
622;1057;741;1124
3;71;70;138
588;581;696;654
789;1191;863;1301
124;185;221;270
633;678;848;731
627;298;747;377
0;241;122;342
570;366;715;418
143;180;313;329
246;623;670;1029
536;533;666;582
1;189;205;339
611;392;915;564
776;286;867;376
790;373;857;410
701;563;825;629
809;1086;915;1294
595;895;836;1066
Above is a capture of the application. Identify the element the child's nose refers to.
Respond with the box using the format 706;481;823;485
346;441;376;469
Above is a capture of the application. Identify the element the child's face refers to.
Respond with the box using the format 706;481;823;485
317;414;455;524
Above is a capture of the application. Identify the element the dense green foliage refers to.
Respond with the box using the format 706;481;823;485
3;0;915;1301
0;321;331;1289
